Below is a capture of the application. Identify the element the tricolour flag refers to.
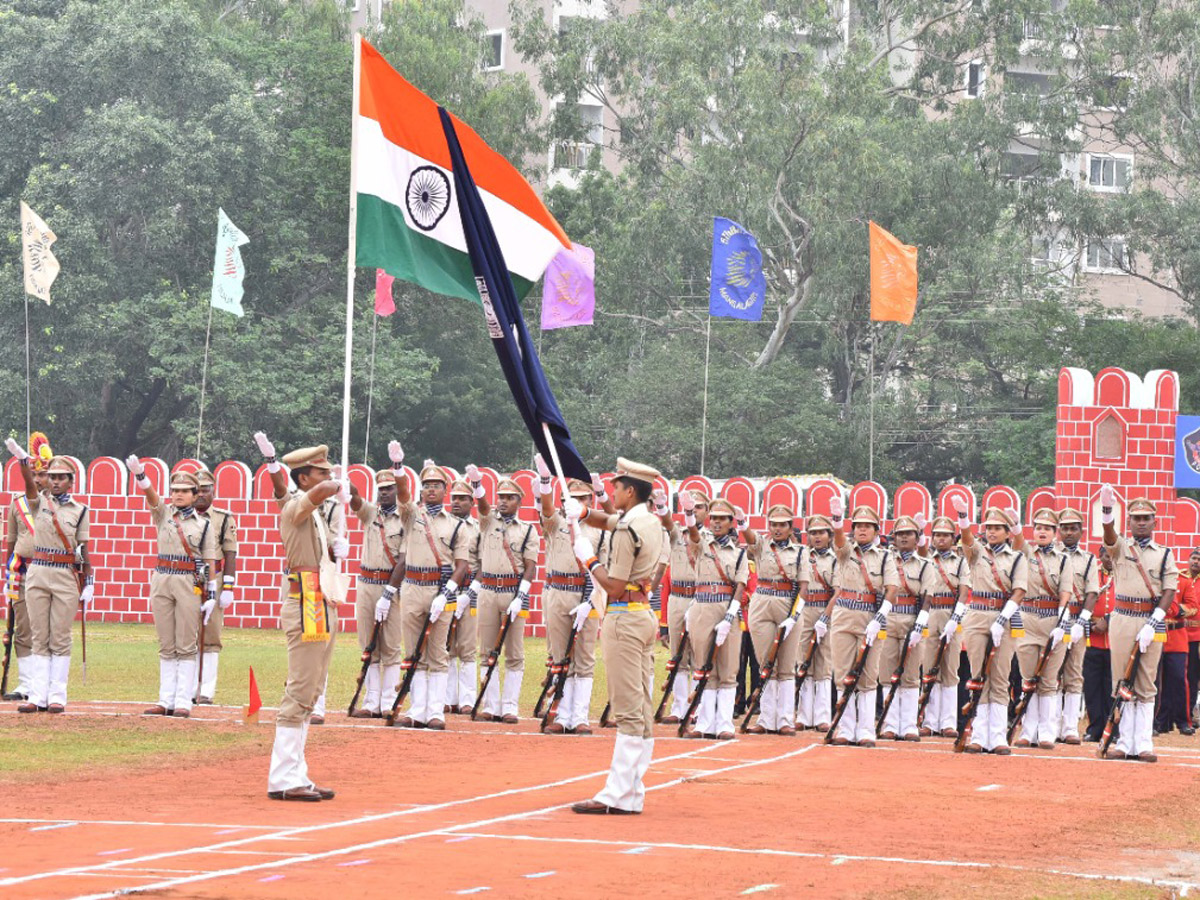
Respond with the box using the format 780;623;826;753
439;108;590;481
541;242;595;330
211;208;249;317
20;201;59;305
869;221;918;324
355;39;569;303
709;217;765;321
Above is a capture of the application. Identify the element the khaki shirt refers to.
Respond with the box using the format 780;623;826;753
834;541;899;596
801;546;838;599
752;539;803;590
1060;543;1101;608
1103;534;1178;601
458;516;481;575
356;501;405;571
542;510;607;574
150;501;217;566
7;495;38;558
478;511;539;576
32;493;89;553
277;494;344;571
1024;545;1072;601
399;501;469;570
692;534;750;595
927;550;966;603
668;525;704;583
604;503;665;584
964;541;1028;597
205;507;239;558
894;551;939;606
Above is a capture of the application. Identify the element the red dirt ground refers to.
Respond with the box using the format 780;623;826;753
3;702;1199;899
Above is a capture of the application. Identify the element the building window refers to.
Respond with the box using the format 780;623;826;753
1095;414;1124;460
965;61;985;98
484;30;504;71
1084;237;1128;273
552;103;604;171
1087;154;1131;191
1091;74;1132;110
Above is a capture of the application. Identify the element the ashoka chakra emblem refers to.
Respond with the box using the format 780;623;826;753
406;166;451;231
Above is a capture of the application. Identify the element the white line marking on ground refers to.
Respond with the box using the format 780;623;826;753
444;836;474;843
831;857;847;866
258;874;284;883
523;871;555;879
741;884;779;894
621;847;651;854
336;859;371;867
95;849;132;856
455;888;490;895
3;744;724;891
976;784;1002;792
30;822;78;831
208;850;306;857
0;818;286;830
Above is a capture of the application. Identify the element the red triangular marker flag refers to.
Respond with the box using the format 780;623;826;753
244;666;262;724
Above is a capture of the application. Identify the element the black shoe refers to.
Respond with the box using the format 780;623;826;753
1181;725;1197;736
3;691;28;702
1083;732;1101;743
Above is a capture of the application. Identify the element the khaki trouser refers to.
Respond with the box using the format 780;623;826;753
1061;632;1085;693
201;605;223;652
796;601;831;681
667;589;692;669
26;565;80;657
748;594;801;682
277;584;339;727
1109;612;1163;703
449;607;478;662
603;607;657;738
875;612;919;690
10;577;32;658
355;581;404;666
963;608;1014;706
923;607;960;687
831;606;882;693
477;588;524;671
151;573;203;660
545;589;598;677
1016;609;1068;696
687;601;740;688
400;583;450;673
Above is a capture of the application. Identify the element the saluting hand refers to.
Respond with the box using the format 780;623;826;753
652;489;669;516
829;495;844;520
125;454;144;478
388;440;404;466
534;453;551;481
5;438;27;461
253;431;275;460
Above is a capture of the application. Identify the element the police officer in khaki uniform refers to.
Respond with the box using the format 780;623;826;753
797;514;837;730
256;433;347;801
742;504;804;735
921;515;969;738
1090;488;1178;762
878;516;939;741
1013;508;1073;750
348;466;406;718
395;457;470;729
827;500;899;747
194;469;238;705
127;463;219;718
680;497;749;740
2;435;51;701
1056;507;1099;744
535;455;610;734
951;500;1029;755
658;490;710;723
5;443;94;714
446;479;481;714
566;458;665;814
470;473;539;723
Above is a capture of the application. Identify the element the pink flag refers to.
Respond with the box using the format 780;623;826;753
375;269;396;316
540;242;595;330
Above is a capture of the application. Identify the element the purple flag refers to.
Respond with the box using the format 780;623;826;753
540;242;595;330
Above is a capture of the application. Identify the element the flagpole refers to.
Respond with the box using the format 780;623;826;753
24;293;31;444
868;328;875;482
363;312;378;464
341;32;363;472
700;314;712;477
196;303;214;459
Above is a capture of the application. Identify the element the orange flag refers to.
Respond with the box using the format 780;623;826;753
244;666;262;724
869;221;918;325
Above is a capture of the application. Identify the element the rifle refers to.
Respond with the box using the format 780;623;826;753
471;614;514;720
654;626;690;722
740;623;785;733
444;613;460;655
348;620;382;716
75;549;88;685
1007;607;1070;745
793;629;819;709
192;561;210;700
916;630;954;729
824;637;871;744
599;701;611;727
875;619;922;737
1098;641;1143;758
1;597;14;698
532;654;558;720
678;636;719;737
386;613;433;726
539;627;579;730
953;633;998;753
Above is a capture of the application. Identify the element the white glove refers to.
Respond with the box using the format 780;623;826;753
79;583;94;609
219;589;235;610
201;597;216;624
865;611;885;645
534;453;551;481
1100;484;1115;524
998;599;1019;623
422;458;436;471
563;496;585;522
941;616;959;642
714;617;733;646
652;488;669;516
457;581;479;620
813;614;829;643
830;494;844;523
1051;624;1066;648
909;610;929;648
507;596;524;621
1069;621;1084;644
429;592;447;623
780;615;797;639
591;474;608;501
990;619;1004;645
573;532;596;567
375;586;395;622
125;454;144;477
915;513;928;547
570;600;592;631
6;438;28;460
907;627;923;649
1137;620;1155;652
734;506;749;531
332;536;350;561
388;440;404;465
951;495;969;524
254;431;275;459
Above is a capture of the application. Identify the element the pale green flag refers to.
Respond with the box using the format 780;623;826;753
210;208;249;317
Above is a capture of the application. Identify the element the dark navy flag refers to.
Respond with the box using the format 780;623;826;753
438;108;591;481
709;216;766;321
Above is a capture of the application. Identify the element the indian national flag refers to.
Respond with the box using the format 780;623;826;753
354;39;570;302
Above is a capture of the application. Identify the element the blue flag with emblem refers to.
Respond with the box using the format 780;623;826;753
437;108;591;481
709;216;765;321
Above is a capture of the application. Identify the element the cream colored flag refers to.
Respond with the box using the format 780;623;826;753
20;201;60;304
